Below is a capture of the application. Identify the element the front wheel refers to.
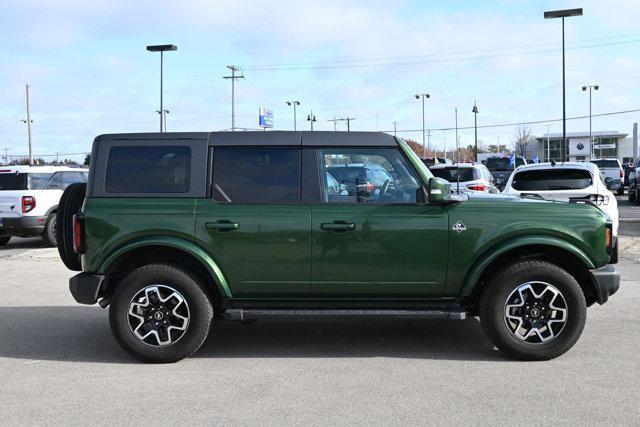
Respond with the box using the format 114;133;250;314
479;260;586;361
617;188;624;196
0;236;10;246
109;264;213;363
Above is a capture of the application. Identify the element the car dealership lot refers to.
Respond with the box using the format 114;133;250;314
1;197;639;425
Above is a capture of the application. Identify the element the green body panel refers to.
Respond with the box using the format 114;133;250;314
310;205;448;297
442;194;610;298
81;140;611;306
194;200;312;298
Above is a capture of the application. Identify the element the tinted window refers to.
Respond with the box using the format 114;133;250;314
62;172;86;189
213;147;300;203
320;148;421;204
431;167;475;182
591;159;619;169
0;173;27;190
512;169;592;191
486;157;523;171
28;173;53;190
105;146;191;193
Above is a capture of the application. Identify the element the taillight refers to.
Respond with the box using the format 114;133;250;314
21;196;36;213
605;222;613;255
73;213;85;254
620;169;624;178
466;183;486;191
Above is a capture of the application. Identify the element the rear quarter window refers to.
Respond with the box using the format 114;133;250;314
105;146;191;193
512;169;593;191
0;173;28;190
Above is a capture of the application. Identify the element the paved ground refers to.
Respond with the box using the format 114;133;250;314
1;197;639;425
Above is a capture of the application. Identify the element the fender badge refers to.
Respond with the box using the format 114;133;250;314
452;221;467;234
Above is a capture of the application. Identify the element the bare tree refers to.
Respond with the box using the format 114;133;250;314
512;125;535;158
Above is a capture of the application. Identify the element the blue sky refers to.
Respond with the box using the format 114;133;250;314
1;0;639;162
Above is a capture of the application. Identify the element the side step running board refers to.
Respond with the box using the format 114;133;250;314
224;308;466;321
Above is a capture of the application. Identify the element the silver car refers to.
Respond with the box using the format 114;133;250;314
429;163;499;194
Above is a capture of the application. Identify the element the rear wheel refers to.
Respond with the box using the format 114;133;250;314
628;189;636;203
617;187;624;196
479;260;586;360
42;212;57;247
0;236;10;246
56;183;86;270
109;264;213;363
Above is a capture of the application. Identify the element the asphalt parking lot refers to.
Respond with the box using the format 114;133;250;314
1;196;639;425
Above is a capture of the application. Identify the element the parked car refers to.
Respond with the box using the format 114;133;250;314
0;165;88;246
60;131;618;363
421;157;454;168
429;162;499;194
326;163;395;202
485;155;527;190
628;167;638;204
503;161;619;258
591;158;624;195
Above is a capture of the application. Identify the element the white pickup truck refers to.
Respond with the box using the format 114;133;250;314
591;158;624;195
0;165;88;246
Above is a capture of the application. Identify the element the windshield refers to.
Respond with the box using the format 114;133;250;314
486;157;524;171
28;173;53;189
591;159;619;169
512;169;592;191
431;167;475;182
0;173;27;190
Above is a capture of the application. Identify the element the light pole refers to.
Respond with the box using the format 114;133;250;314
146;44;177;133
286;100;301;130
415;93;430;157
472;101;479;162
545;124;553;162
544;8;582;161
582;84;599;159
307;110;317;131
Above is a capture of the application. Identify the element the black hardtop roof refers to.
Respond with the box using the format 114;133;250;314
94;131;397;147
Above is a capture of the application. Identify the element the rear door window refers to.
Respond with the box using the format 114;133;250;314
431;167;475;182
512;169;593;191
212;147;300;203
45;172;62;190
591;160;619;169
105;146;191;193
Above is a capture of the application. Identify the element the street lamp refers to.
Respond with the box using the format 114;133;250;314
544;8;583;161
472;102;479;162
146;44;177;133
307;110;317;131
582;84;599;159
415;93;430;157
286;100;301;130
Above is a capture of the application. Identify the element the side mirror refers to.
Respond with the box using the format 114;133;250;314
428;177;451;203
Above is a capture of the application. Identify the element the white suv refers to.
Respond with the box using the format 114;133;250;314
503;161;619;239
0;165;88;246
429;162;500;194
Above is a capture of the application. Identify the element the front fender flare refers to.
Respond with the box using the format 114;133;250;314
460;235;595;298
97;236;232;298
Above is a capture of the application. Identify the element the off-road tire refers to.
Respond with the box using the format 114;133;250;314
109;264;213;363
479;260;586;361
56;183;86;271
42;212;57;247
0;236;10;246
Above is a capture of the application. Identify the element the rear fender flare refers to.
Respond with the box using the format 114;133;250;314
97;236;232;298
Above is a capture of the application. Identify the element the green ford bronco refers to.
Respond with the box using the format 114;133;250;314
57;131;619;363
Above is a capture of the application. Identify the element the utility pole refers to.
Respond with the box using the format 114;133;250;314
472;101;479;162
286;100;301;130
223;65;244;131
2;148;9;165
443;130;447;159
336;117;356;132
392;121;398;136
327;117;338;131
307;110;316;131
426;129;432;156
546;124;553;161
22;84;33;165
496;136;502;154
415;93;430;157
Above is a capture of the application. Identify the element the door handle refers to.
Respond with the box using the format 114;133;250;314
320;222;355;231
205;221;239;231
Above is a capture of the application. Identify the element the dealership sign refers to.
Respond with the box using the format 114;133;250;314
259;108;273;128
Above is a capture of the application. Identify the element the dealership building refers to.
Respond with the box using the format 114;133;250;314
530;130;637;163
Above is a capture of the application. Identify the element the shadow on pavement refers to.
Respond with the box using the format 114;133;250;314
0;306;502;363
